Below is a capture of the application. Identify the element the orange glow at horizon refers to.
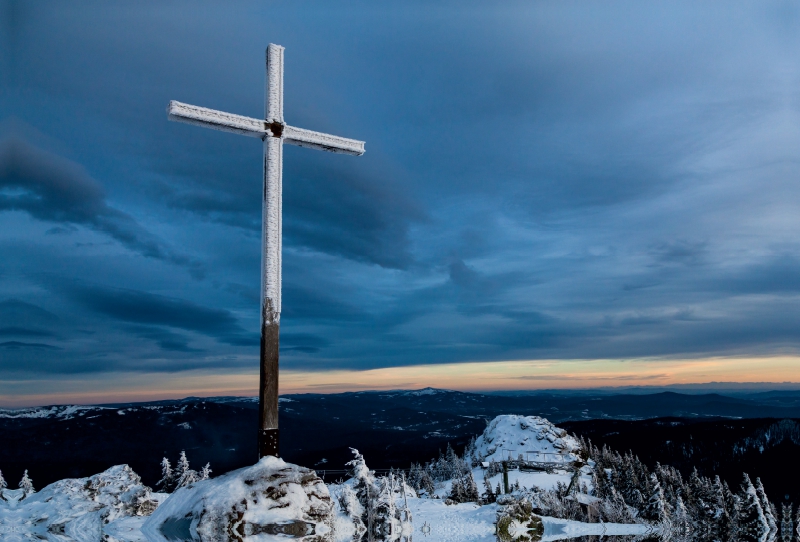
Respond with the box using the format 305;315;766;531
3;355;800;408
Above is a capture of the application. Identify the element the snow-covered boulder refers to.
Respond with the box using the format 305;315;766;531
0;464;157;542
143;456;333;542
472;415;580;464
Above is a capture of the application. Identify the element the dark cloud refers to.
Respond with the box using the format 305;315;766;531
3;2;800;390
0;327;55;337
125;325;201;353
0;299;58;327
282;284;366;322
64;284;251;345
280;332;330;354
0;138;205;278
0;341;61;350
283;151;425;269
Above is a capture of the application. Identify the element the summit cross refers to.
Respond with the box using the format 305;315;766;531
167;44;365;458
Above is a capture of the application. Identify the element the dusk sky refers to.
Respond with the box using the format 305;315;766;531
3;1;800;406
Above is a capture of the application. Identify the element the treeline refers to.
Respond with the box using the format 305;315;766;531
403;434;784;541
406;442;481;504
589;439;777;541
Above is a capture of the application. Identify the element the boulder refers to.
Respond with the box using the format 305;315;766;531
143;456;333;542
472;415;580;464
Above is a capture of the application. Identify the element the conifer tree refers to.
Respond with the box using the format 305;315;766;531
482;475;496;504
781;503;792;542
19;470;34;495
0;469;6;491
755;477;778;537
672;496;691;539
795;505;800;540
199;463;212;481
157;457;174;492
175;450;199;488
737;473;769;542
643;473;670;523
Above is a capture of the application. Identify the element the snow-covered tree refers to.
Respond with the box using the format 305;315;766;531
0;469;6;491
672;496;691;540
346;449;411;540
406;463;434;497
599;486;637;524
336;483;366;538
643;473;670;523
175;451;199;488
199;463;212;481
19;470;35;496
482;475;496;504
781;503;792;542
795;504;800;540
157;457;174;492
736;473;769;542
755;477;777;537
448;470;480;504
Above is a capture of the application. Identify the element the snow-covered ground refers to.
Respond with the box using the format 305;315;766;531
0;413;653;541
409;498;498;542
431;465;592;500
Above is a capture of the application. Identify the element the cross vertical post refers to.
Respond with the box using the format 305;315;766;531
166;43;365;460
259;44;284;458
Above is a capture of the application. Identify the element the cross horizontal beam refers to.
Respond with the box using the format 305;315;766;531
283;125;364;156
168;101;269;138
167;100;365;155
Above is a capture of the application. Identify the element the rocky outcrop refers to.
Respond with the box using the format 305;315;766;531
143;456;333;542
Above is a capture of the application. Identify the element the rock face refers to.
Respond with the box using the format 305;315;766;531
472;415;580;464
143;456;333;542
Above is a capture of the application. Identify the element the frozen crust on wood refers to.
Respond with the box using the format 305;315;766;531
283;125;365;156
167;101;269;138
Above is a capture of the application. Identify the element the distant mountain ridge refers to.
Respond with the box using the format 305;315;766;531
3;387;800;496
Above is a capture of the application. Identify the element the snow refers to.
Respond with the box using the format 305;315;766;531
0;413;655;541
0;405;107;419
406;498;651;542
0;464;158;542
402;387;453;396
472;414;581;463
430;466;592;500
408;498;497;541
143;456;333;542
541;516;655;541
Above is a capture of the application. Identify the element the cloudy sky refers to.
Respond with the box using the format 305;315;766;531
2;1;800;406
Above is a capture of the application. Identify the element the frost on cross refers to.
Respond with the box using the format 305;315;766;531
167;44;365;459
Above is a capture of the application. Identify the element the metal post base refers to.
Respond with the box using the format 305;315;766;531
259;428;280;458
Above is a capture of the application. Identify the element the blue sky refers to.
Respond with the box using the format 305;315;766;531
2;1;800;405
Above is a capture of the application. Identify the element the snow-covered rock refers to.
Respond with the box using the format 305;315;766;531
0;464;157;542
143;456;333;542
472;415;580;464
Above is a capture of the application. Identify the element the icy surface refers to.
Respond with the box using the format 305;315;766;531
472;414;581;463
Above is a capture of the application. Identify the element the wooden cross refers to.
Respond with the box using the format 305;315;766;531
167;44;365;458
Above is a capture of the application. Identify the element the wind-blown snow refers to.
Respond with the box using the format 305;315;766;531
472;415;581;463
